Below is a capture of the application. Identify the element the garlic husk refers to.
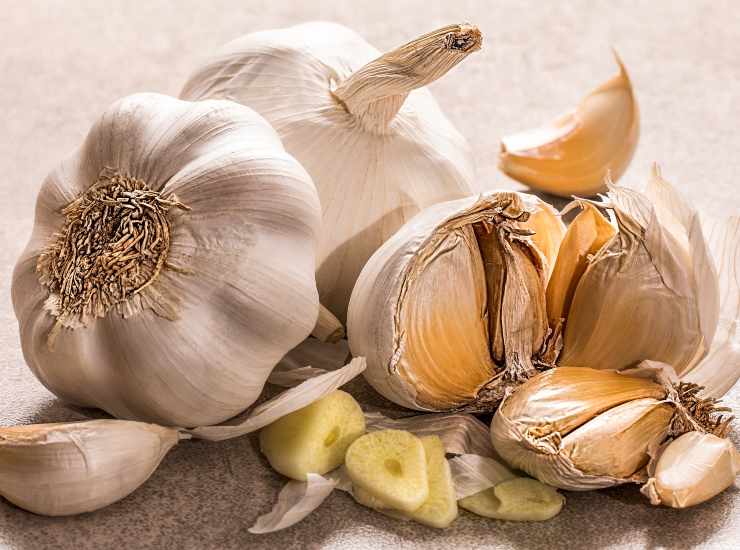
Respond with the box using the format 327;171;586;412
348;191;563;412
490;368;673;490
499;52;639;197
12;93;321;427
555;168;718;375
0;420;180;516
269;337;350;387
181;22;482;322
641;431;740;508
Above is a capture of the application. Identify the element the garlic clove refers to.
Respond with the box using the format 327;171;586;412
0;420;180;516
259;390;366;481
345;429;429;513
546;202;616;327
499;52;639;197
459;477;564;522
520;199;567;279
561;398;673;478
641;431;740;508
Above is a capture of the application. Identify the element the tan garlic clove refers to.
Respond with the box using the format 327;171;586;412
641;431;740;508
348;191;563;413
499;52;639;197
0;419;180;516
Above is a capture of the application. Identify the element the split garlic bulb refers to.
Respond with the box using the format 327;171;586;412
490;367;730;491
499;53;639;197
181;22;482;321
347;191;565;412
0;420;180;516
11;93;321;427
549;166;719;375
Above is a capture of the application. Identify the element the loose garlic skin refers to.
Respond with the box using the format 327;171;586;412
499;53;639;197
182;22;482;322
0;420;179;516
12;93;321;427
348;191;564;412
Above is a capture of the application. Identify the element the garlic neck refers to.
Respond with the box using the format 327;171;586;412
36;168;190;337
332;23;481;134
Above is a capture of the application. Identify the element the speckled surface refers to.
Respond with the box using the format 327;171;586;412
1;1;738;549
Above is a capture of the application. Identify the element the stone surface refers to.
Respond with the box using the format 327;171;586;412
0;1;738;549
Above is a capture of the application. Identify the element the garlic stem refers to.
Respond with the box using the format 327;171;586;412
332;24;482;133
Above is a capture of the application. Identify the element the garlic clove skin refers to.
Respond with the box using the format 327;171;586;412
499;52;639;198
348;191;558;412
12;94;321;427
0;420;180;516
641;431;740;508
182;22;482;323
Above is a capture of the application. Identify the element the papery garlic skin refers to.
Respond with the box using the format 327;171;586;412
641;431;740;508
12;93;321;427
499;53;639;197
348;191;563;412
490;368;672;490
181;22;482;322
555;171;718;375
0;420;179;516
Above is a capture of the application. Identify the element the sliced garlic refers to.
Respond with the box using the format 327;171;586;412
459;478;564;521
641;431;740;508
499;52;639;197
0;420;180;516
345;429;429;513
259;390;366;481
348;191;563;412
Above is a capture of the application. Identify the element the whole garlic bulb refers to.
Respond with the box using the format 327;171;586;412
490;367;731;491
181;22;482;321
12;93;321;427
347;191;564;412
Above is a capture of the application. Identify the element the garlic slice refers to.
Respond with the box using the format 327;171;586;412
499;52;639;197
641;431;740;508
0;420;180;516
348;191;562;412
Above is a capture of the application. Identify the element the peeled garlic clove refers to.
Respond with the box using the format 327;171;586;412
259;390;366;480
642;432;740;508
345;429;429;512
459;477;564;521
491;368;671;490
407;436;458;529
348;191;560;412
182;23;482;322
546;203;616;327
558;173;715;375
0;420;179;516
499;52;639;197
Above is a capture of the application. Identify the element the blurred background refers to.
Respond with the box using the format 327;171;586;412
1;2;738;549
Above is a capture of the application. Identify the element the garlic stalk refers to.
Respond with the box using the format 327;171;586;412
552;167;719;375
499;52;639;197
11;93;321;427
0;420;181;516
348;191;565;412
490;367;732;491
181;22;482;322
641;431;740;508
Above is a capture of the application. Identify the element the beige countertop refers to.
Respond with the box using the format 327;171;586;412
1;1;738;548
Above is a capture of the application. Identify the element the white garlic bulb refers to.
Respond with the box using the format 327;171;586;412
347;191;564;412
181;22;482;321
0;420;180;516
12;93;321;427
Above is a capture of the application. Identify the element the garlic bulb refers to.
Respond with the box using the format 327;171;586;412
11;93;321;427
0;420;180;516
641;431;740;508
181;22;482;321
551;167;719;375
348;191;565;412
499;52;639;197
490;367;730;490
